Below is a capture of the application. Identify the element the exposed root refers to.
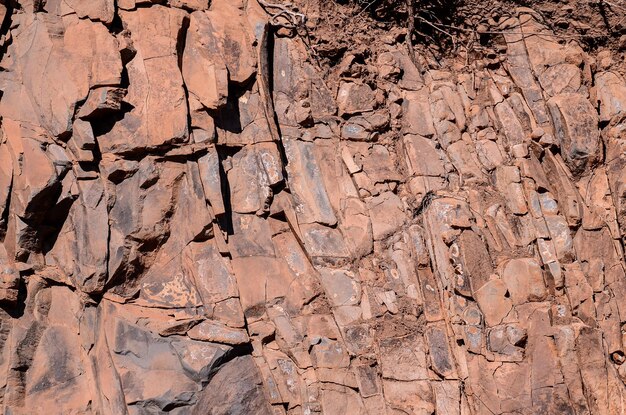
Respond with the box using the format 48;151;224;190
406;0;424;73
258;0;306;29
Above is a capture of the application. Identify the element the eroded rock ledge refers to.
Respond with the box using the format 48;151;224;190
0;0;625;413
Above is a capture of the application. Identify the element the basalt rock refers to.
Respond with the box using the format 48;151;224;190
0;1;625;414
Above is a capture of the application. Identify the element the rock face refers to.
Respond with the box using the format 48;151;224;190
0;1;625;414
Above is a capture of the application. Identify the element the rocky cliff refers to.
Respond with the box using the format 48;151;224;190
0;0;625;413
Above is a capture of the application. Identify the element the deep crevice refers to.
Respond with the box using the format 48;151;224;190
208;78;257;135
264;26;291;185
0;274;27;318
40;194;76;256
0;1;13;61
214;145;239;236
204;341;255;385
0;173;13;241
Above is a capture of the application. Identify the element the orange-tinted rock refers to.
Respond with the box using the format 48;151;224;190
203;2;257;85
367;191;407;240
0;4;624;414
402;88;436;137
457;230;493;294
475;279;513;327
99;6;189;154
182;11;229;110
595;71;626;122
319;268;361;307
45;178;109;293
78;87;126;120
6;14;121;138
192;355;273;415
0;246;19;304
65;0;115;24
283;139;337;226
501;258;547;305
188;320;249;345
337;82;376;116
382;379;435;414
0;142;13;233
341;197;373;256
379;334;429;381
110;317;228;410
403;134;446;177
547;94;601;177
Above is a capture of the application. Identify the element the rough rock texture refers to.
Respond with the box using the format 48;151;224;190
0;0;625;414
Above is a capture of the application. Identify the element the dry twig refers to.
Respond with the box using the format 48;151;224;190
416;15;457;49
354;0;377;18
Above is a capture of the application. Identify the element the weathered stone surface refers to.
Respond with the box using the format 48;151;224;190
111;318;217;409
447;140;486;182
402;89;436;136
283;139;337;226
457;230;493;293
383;379;435;414
475;279;513;327
66;0;115;23
99;6;189;154
182;11;229;110
595;71;626;122
192;356;273;415
547;94;601;177
188;320;250;345
501;258;547;305
341;197;374;256
227;146;266;214
2;15;122;138
337;82;376;115
301;223;350;265
0;4;624;414
78;87;126;120
495;166;528;215
379;334;429;381
487;323;527;361
426;322;458;379
46;178;109;293
367;191;407;240
319;268;361;307
0;254;19;305
203;2;257;85
403;134;446;177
